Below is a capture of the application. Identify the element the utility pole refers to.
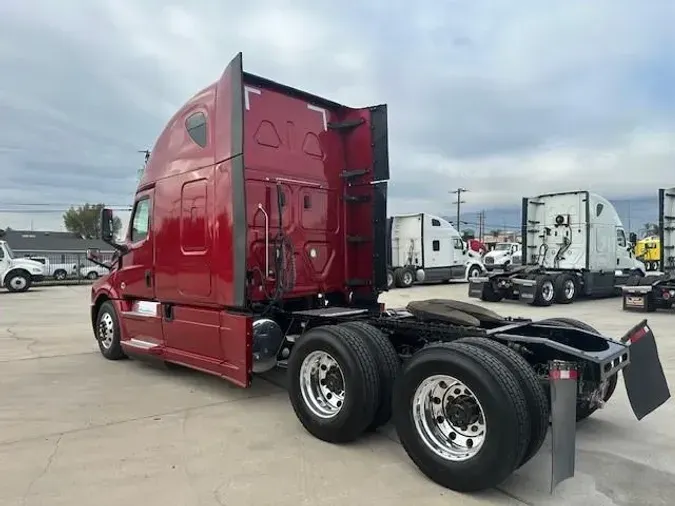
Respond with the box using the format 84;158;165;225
478;210;485;241
451;188;467;230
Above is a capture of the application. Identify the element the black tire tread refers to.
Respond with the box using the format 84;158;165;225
340;321;400;430
442;342;531;471
397;341;531;491
97;300;126;360
553;273;577;304
455;337;549;468
288;325;381;443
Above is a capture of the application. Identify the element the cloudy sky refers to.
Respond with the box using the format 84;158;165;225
1;0;674;232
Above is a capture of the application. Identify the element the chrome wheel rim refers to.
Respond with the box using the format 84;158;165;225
403;271;413;285
564;279;575;299
10;276;27;290
469;267;480;279
299;351;345;419
412;374;487;461
542;280;554;301
98;313;115;349
387;272;394;287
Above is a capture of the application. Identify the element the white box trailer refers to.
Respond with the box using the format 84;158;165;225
469;190;646;306
386;213;485;289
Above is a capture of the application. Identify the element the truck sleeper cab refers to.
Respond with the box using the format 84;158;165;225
385;213;485;289
469;190;646;306
89;55;670;495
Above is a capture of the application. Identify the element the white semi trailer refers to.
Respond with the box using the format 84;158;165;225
469;190;646;306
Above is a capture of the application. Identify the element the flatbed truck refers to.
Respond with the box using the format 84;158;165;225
86;54;669;494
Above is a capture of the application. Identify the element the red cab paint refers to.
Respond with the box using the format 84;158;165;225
90;52;390;387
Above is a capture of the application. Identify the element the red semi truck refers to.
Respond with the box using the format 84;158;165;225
87;52;670;493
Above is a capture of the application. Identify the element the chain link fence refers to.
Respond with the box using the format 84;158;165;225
15;250;115;286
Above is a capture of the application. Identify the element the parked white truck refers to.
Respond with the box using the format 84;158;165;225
28;256;79;281
483;242;521;271
469;190;646;305
0;239;46;292
386;213;486;288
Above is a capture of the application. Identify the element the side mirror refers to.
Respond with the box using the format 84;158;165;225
629;232;637;244
87;248;101;262
100;208;114;243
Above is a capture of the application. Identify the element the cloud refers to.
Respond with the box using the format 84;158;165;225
0;0;674;232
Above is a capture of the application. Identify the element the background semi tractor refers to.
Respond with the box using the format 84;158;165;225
634;235;660;271
385;213;485;288
622;187;675;312
482;241;521;271
469;190;646;306
86;53;670;494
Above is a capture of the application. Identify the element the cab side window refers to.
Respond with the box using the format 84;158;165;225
185;111;208;148
130;198;151;243
617;229;627;248
0;248;4;260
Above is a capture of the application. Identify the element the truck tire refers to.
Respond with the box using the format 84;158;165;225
386;268;395;289
340;321;400;431
538;318;618;421
395;267;415;288
530;274;555;306
392;341;531;492
287;325;381;443
467;265;482;280
554;273;577;304
53;269;67;281
4;270;32;293
95;300;127;360
454;337;549;468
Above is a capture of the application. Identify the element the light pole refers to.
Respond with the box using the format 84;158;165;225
451;188;467;230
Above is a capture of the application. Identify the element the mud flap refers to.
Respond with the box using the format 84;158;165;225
620;320;671;420
549;361;578;492
467;278;486;298
517;283;536;302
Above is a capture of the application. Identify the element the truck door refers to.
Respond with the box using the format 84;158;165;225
116;189;164;347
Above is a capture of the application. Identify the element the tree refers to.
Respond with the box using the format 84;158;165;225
642;222;660;237
63;203;122;239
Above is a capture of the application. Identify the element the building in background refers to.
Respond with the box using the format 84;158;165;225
2;229;114;280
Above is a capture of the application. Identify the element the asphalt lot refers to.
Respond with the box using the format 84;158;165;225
1;284;674;506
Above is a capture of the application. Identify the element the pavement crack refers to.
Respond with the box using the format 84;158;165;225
5;327;39;356
22;434;63;504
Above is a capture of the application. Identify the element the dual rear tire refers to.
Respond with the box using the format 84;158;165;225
288;326;546;492
287;322;401;443
528;273;578;306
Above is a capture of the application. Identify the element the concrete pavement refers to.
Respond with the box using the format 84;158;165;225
1;283;674;505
